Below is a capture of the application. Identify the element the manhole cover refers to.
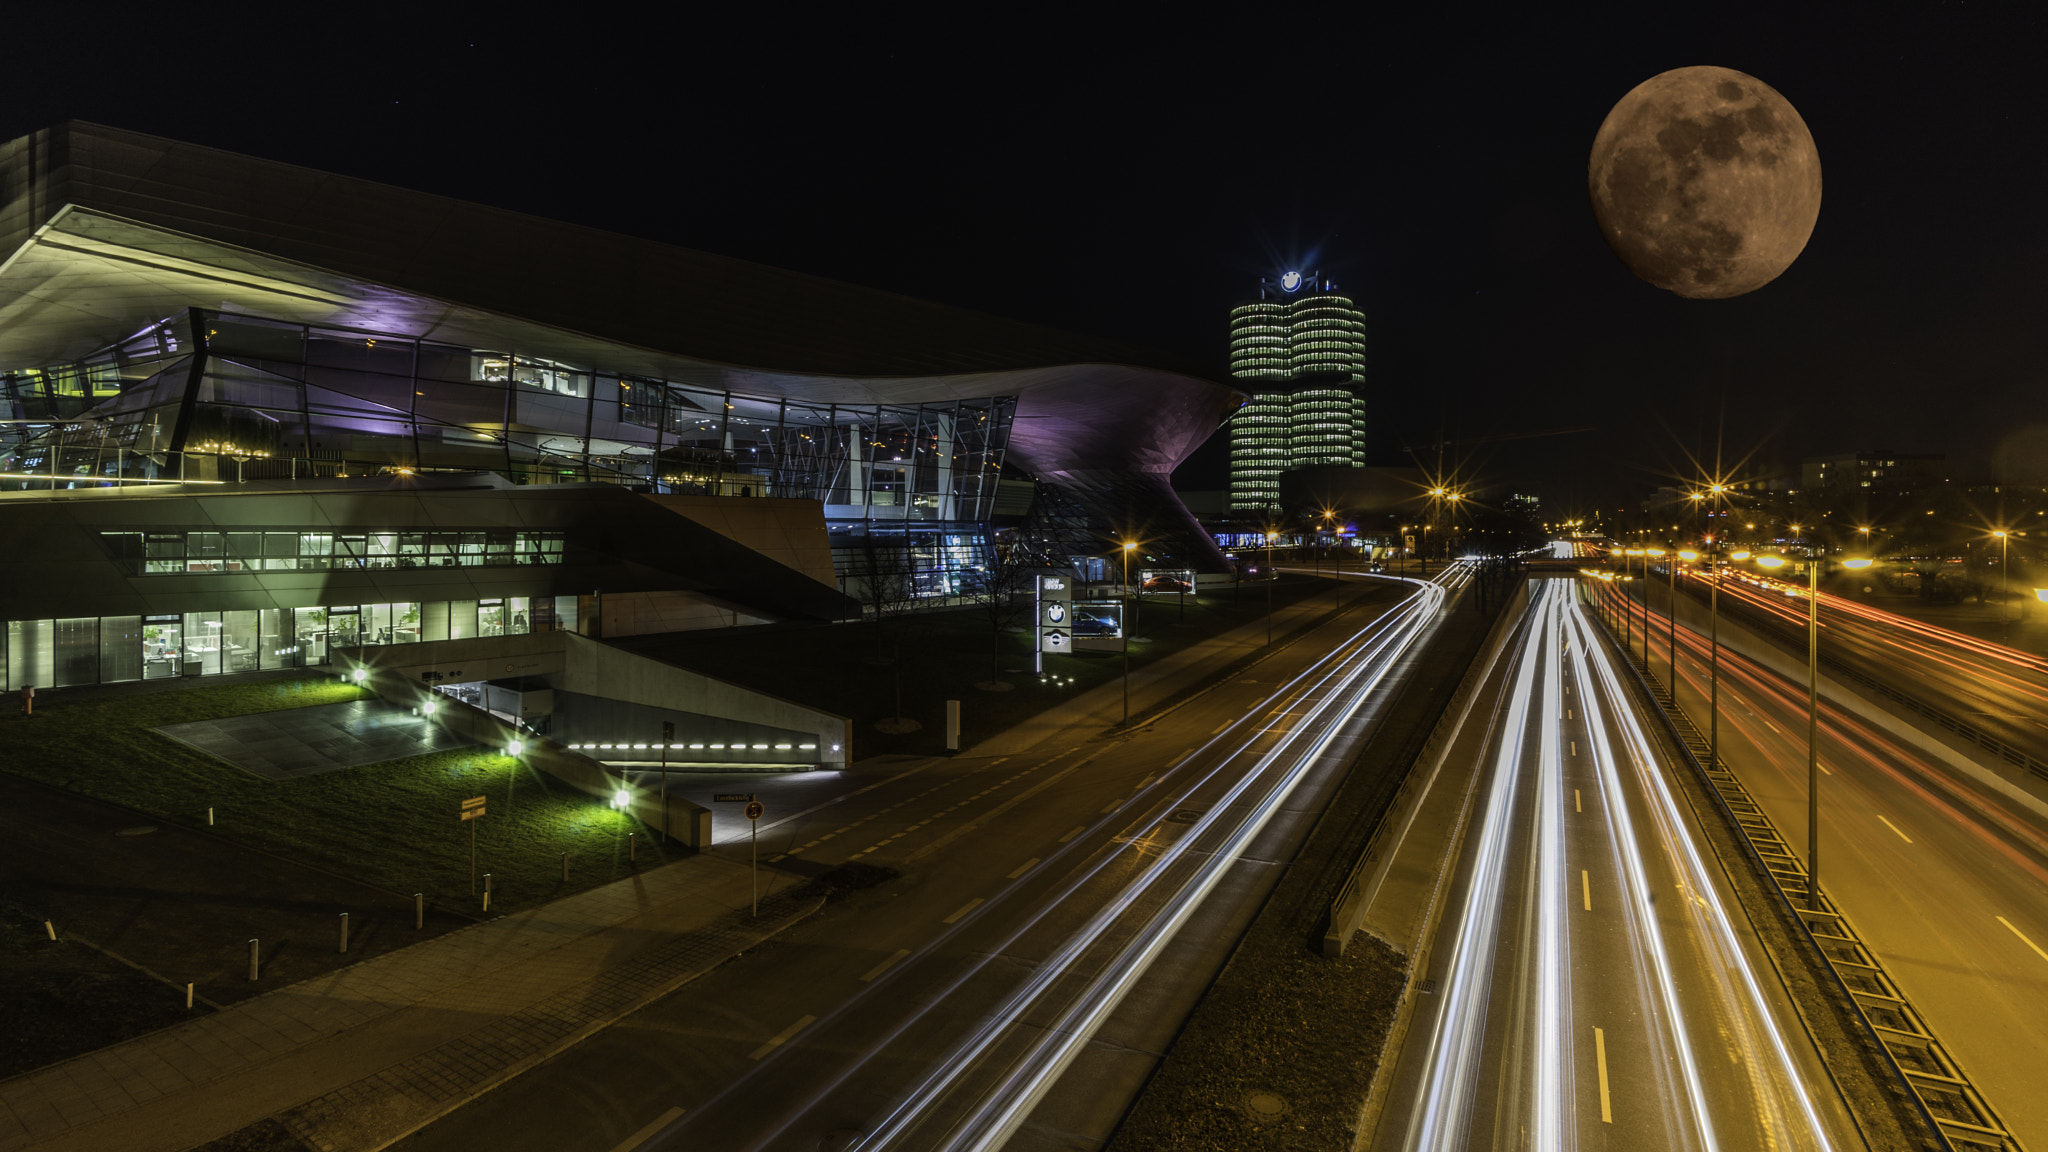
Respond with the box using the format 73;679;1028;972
1244;1091;1289;1119
115;826;158;837
1164;808;1204;824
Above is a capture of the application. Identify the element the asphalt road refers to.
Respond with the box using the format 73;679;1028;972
389;568;1459;1152
1373;577;1858;1152
1653;596;2048;1147
1697;572;2048;769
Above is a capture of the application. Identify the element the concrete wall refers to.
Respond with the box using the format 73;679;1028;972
1638;579;2048;822
596;589;774;638
346;667;714;850
336;628;851;769
646;495;839;591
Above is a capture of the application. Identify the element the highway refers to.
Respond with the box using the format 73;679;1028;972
391;565;1463;1152
1374;570;1858;1152
1613;580;2048;1146
1703;570;2048;768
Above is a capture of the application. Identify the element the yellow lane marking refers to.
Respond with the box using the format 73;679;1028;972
607;1106;686;1152
1058;826;1085;843
943;898;984;924
1575;789;1582;813
1594;1027;1612;1123
1997;916;2048;964
1006;857;1040;880
859;949;910;982
1877;814;1912;843
749;1015;815;1060
1582;870;1592;911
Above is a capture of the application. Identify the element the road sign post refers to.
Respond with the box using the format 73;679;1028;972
745;799;765;916
460;795;486;893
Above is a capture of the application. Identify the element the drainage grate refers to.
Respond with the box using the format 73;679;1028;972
1415;978;1439;995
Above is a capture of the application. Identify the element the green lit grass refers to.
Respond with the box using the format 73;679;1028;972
0;676;676;915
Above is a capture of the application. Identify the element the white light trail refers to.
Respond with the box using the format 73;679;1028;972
892;573;1451;1152
713;569;1456;1152
1564;587;1838;1151
1391;580;1844;1151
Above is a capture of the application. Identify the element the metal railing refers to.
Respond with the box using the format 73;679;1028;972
1592;586;2024;1152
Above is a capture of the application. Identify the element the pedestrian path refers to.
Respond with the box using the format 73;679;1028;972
0;847;808;1152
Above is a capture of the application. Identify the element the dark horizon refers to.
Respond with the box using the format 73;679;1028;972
8;6;2044;513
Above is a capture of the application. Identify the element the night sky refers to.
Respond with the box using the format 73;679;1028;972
12;6;2045;513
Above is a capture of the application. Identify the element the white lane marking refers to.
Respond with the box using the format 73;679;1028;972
749;1015;815;1060
1006;857;1040;880
607;1106;686;1152
1876;814;1912;843
860;948;911;982
1210;719;1233;735
1058;826;1084;843
1997;916;2048;964
1582;870;1592;911
1171;746;1197;766
1100;801;1121;814
1594;1027;1612;1123
943;898;984;925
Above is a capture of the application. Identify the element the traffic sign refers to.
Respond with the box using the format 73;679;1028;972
461;796;486;809
713;793;756;803
744;801;764;821
461;807;485;821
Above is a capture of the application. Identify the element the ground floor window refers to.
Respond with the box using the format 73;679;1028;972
0;595;570;691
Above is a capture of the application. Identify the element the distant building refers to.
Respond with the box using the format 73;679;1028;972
1226;272;1367;512
1801;451;1945;495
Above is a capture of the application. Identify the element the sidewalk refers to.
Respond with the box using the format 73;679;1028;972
0;847;808;1152
0;576;1408;1152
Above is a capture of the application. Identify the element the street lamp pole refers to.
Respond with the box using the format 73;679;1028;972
1265;531;1277;647
1996;530;2010;643
1121;540;1136;725
1805;535;1821;909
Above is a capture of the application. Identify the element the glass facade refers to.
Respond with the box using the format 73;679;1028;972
0;310;1015;522
0;597;562;690
1225;278;1369;513
102;529;566;574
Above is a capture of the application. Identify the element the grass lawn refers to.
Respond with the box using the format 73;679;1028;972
0;897;205;1080
0;677;677;918
621;574;1375;757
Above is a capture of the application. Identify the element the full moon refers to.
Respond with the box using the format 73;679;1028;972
1588;66;1821;299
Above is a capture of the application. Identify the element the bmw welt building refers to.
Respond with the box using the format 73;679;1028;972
0;122;1238;721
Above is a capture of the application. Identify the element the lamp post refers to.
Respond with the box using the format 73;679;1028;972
1705;484;1727;772
1265;530;1278;647
1995;530;2011;643
1121;540;1137;725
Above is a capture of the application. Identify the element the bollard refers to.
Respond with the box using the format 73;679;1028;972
248;939;259;981
629;832;637;863
43;920;55;941
185;982;194;1010
207;807;215;826
338;912;349;954
561;852;568;882
414;893;423;930
482;890;491;912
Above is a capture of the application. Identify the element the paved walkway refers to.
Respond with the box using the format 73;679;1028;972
154;699;474;780
0;572;1415;1152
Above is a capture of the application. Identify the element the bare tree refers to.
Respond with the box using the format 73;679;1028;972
845;532;919;655
960;529;1033;679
